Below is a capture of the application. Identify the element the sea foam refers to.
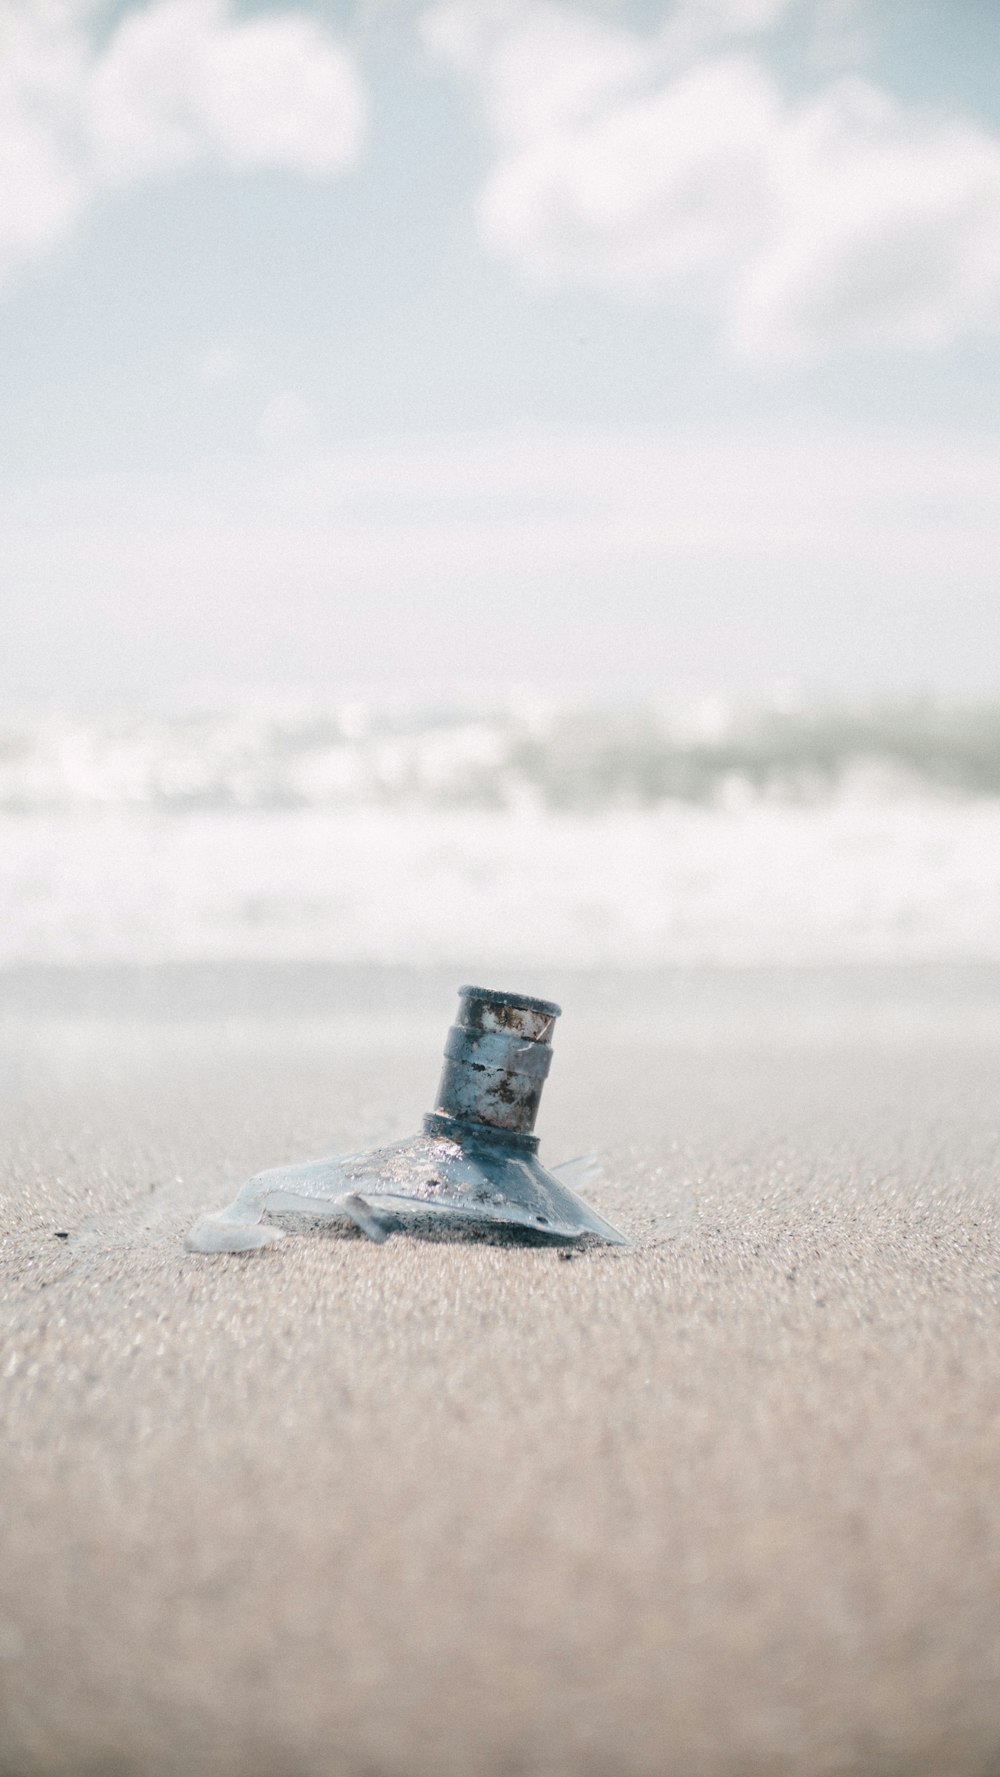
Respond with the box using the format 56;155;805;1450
1;699;998;967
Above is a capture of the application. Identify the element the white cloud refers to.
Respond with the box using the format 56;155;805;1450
422;1;645;144
479;54;780;294
0;0;366;287
736;81;1000;358
424;0;1000;361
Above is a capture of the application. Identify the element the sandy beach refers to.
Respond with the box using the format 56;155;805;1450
2;964;1000;1777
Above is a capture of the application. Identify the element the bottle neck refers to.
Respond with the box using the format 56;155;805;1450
432;988;559;1137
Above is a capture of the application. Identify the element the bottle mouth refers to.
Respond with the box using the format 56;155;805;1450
458;986;562;1020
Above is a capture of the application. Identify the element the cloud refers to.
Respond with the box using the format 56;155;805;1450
422;1;646;144
0;0;366;287
423;0;1000;361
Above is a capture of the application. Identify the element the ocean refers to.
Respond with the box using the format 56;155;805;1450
2;695;999;969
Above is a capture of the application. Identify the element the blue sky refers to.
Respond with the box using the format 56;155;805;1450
2;0;999;708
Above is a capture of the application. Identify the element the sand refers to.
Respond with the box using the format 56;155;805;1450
2;965;1000;1777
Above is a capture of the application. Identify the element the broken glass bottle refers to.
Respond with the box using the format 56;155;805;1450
185;985;628;1253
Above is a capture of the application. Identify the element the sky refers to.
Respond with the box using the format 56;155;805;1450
2;0;999;709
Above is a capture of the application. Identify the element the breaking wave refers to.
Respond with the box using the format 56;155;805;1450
3;695;1000;813
1;697;999;968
